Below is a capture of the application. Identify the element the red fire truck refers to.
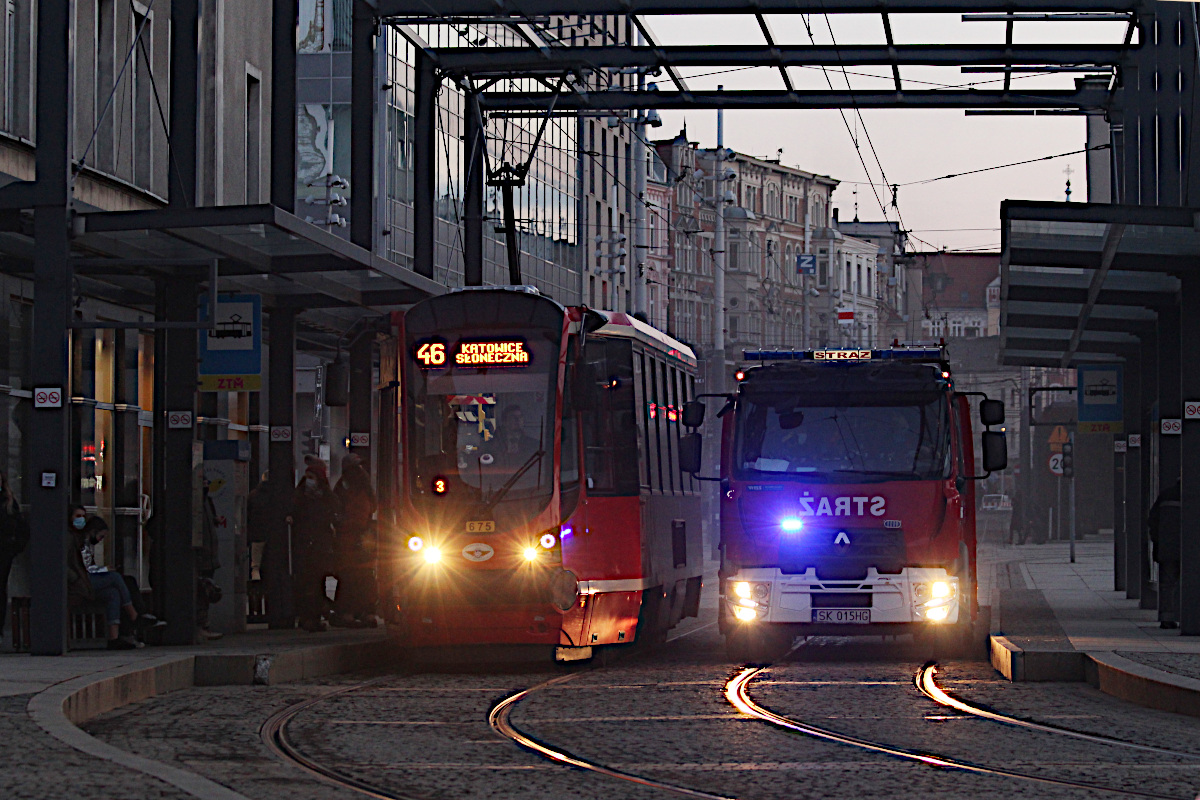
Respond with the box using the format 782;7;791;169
387;288;704;660
680;347;1006;661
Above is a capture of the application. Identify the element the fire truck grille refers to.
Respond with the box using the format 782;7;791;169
777;528;907;580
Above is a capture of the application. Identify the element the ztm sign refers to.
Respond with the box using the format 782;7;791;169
1162;418;1183;435
33;387;62;408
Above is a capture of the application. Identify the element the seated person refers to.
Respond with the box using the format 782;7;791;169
68;506;162;649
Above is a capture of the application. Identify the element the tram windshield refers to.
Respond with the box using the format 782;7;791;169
735;390;951;482
406;326;561;525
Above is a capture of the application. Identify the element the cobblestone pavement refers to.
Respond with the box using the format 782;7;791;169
80;619;1200;800
0;693;192;800
1117;652;1200;682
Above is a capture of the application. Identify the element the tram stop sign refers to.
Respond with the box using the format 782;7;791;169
1077;364;1123;434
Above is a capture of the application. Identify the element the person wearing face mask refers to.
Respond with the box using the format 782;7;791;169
67;506;161;649
291;458;341;632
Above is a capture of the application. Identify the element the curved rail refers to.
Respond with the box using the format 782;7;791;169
260;677;425;800
488;672;737;800
916;663;1200;760
725;665;1192;800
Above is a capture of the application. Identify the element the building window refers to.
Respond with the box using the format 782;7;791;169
950;319;964;338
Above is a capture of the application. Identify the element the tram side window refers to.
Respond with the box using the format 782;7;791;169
684;374;697;493
648;357;665;493
663;361;678;494
633;351;652;491
583;338;639;496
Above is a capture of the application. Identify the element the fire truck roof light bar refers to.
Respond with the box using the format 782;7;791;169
742;348;946;362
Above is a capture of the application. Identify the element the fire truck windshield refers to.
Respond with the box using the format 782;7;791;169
735;390;951;482
406;333;559;524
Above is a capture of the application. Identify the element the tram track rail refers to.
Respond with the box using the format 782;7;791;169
727;661;1198;800
259;632;1199;800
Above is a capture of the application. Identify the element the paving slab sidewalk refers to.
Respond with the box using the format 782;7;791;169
981;536;1200;715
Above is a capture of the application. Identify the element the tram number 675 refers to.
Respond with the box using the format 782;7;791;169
416;342;446;366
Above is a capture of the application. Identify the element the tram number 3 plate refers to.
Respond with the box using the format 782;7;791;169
812;609;871;624
465;520;495;533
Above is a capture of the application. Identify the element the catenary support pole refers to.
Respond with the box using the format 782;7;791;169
168;0;198;208
160;281;200;645
1134;327;1155;601
350;0;375;250
1180;272;1200;634
1117;355;1142;591
463;93;485;286
349;332;374;469
414;51;438;279
1153;302;1182;610
28;0;73;656
266;309;297;629
271;0;298;211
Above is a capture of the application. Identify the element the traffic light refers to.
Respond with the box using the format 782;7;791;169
1061;440;1074;478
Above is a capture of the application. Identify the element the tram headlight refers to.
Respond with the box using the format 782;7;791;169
733;581;752;600
734;606;757;622
407;536;425;552
423;546;442;564
931;581;953;599
539;532;557;549
523;547;540;562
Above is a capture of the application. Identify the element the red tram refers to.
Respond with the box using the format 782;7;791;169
386;287;704;659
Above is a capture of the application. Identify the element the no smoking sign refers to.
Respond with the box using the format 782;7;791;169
168;411;194;429
1162;418;1183;435
33;387;62;408
1186;401;1200;420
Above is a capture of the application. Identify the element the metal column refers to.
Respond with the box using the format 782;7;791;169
265;309;296;629
413;51;438;279
1135;328;1156;602
1117;355;1142;592
271;0;298;211
168;0;198;208
159;282;200;645
28;0;73;656
349;332;374;469
1152;303;1182;609
1180;272;1200;634
350;0;375;250
464;93;485;286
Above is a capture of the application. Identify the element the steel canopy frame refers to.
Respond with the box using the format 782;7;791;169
369;0;1137;15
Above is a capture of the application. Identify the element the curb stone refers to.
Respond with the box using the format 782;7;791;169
25;638;393;800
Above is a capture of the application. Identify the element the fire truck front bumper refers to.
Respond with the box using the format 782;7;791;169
721;567;963;628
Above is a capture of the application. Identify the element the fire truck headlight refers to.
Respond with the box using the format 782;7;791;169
423;546;442;564
733;581;752;600
523;547;540;562
925;606;949;622
752;583;770;604
931;581;953;599
780;517;803;533
407;536;425;552
913;583;930;603
734;606;757;622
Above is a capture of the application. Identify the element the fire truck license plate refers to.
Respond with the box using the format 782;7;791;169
812;609;871;624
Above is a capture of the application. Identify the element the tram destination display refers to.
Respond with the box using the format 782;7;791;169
414;338;532;368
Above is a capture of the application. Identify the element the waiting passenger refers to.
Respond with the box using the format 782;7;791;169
68;506;162;649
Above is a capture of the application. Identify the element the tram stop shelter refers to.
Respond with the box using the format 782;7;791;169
999;199;1200;635
0;199;443;653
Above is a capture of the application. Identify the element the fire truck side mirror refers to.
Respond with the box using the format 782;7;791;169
682;400;706;429
979;399;1005;427
679;433;703;474
981;431;1008;473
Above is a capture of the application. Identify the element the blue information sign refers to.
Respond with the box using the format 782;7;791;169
199;294;263;391
1077;364;1123;434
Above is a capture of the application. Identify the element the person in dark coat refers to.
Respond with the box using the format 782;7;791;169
333;453;378;626
291;458;341;631
0;470;27;639
1149;481;1182;629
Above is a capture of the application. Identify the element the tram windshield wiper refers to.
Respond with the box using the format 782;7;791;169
482;448;546;511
